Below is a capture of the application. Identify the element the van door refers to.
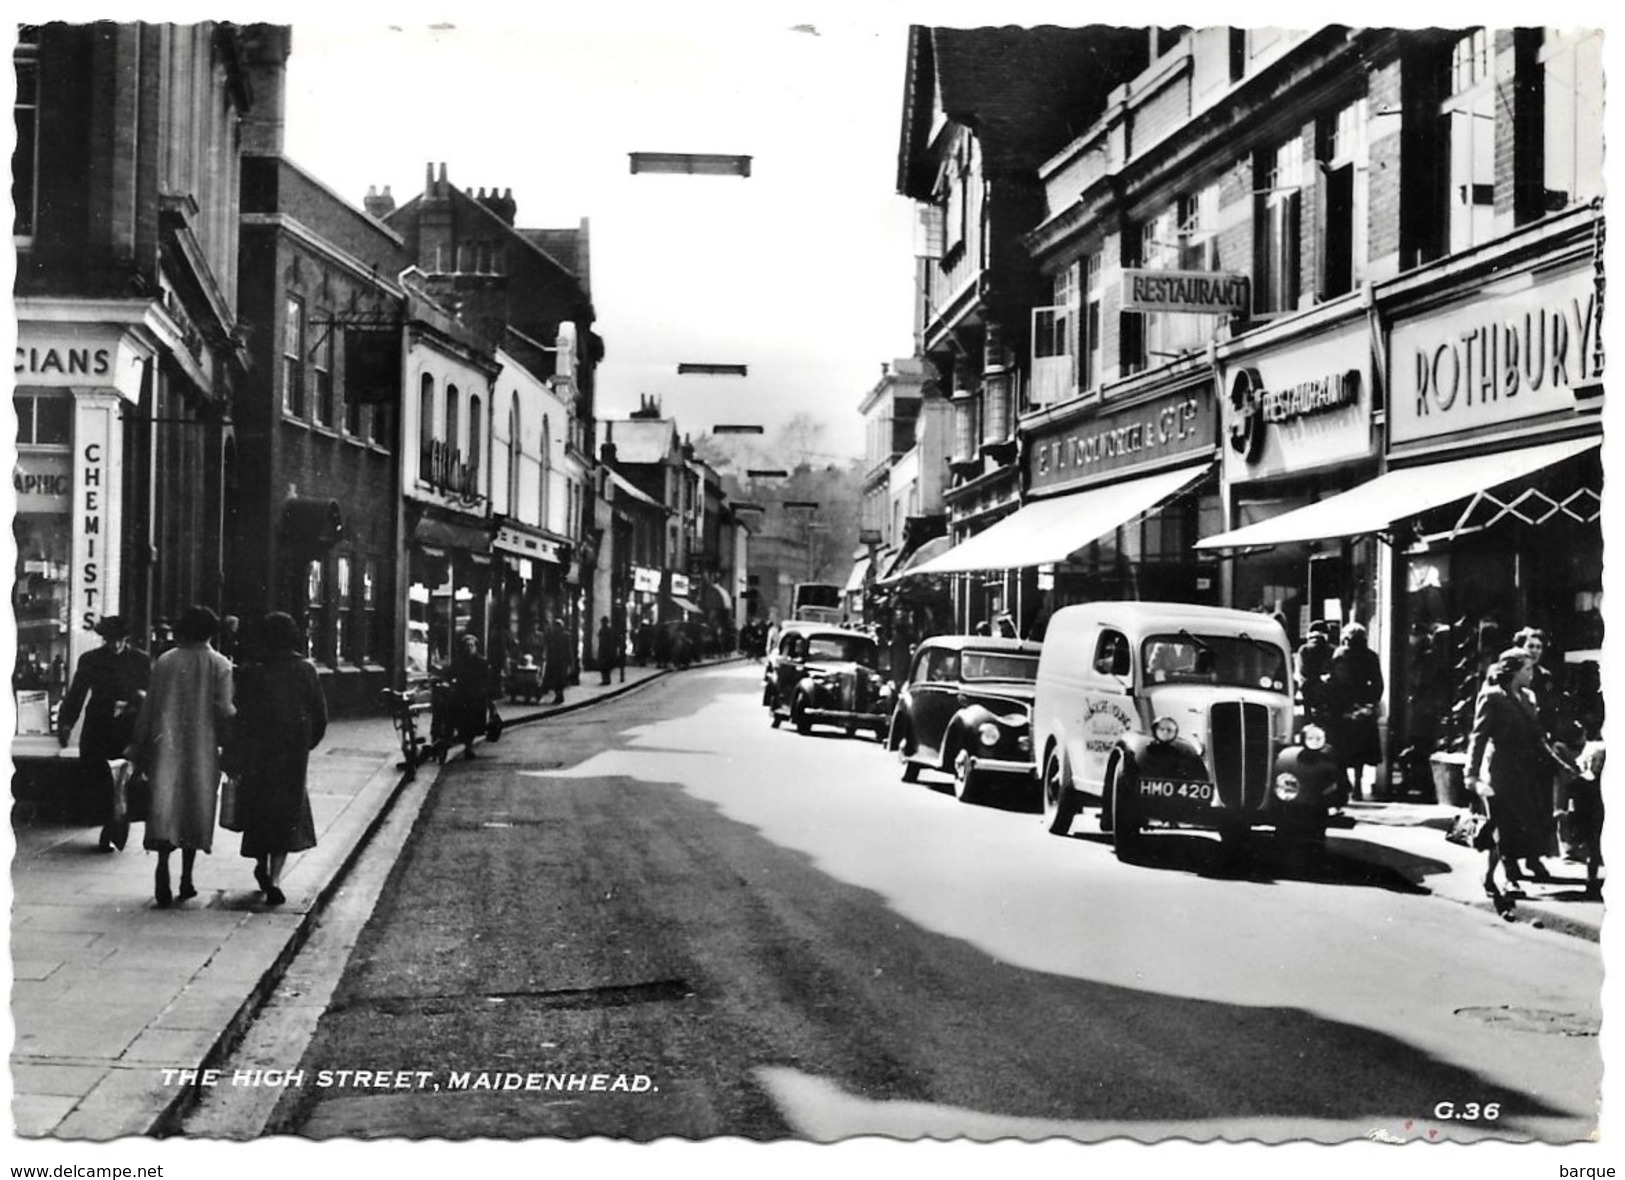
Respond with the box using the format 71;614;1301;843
1075;626;1138;793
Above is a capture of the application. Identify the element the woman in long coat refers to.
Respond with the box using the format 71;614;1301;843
1467;647;1563;902
1324;622;1384;803
127;605;235;907
541;618;572;704
231;613;327;906
56;615;150;851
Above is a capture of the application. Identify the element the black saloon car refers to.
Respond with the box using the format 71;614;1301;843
764;625;892;738
887;635;1041;803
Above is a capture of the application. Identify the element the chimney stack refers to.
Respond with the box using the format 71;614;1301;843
363;184;396;220
238;24;292;155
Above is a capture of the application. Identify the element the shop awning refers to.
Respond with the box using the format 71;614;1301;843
1195;436;1601;550
877;535;954;583
670;595;702;616
410;515;494;553
703;583;733;612
906;463;1211;576
280;497;344;547
843;556;871;592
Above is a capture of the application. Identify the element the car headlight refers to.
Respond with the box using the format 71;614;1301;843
1274;772;1301;801
1301;724;1327;752
977;722;1001;747
1151;716;1179;744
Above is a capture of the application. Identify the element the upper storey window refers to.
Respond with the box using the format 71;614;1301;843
1541;30;1604;211
1318;99;1369;298
13;27;39;240
1254;138;1303;315
1444;29;1496;253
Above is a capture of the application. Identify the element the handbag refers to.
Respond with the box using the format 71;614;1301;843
219;773;245;832
486;703;505;743
1446;810;1495;852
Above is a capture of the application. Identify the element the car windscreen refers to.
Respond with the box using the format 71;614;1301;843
806;635;877;666
961;651;1038;682
1141;632;1289;693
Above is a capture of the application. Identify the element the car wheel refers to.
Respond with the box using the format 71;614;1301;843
952;748;983;805
793;698;812;735
1041;752;1078;836
1108;756;1143;861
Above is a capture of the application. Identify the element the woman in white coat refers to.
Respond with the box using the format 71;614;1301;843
127;605;235;907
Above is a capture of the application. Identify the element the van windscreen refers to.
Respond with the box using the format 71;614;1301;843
1141;633;1289;693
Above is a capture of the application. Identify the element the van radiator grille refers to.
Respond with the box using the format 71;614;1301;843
1208;701;1271;811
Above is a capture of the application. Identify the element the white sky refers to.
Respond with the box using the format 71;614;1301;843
280;9;937;463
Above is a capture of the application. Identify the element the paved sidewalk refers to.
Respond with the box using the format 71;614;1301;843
9;659;696;1140
8;657;1602;1138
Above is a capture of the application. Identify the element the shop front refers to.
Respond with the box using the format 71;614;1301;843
404;508;495;678
912;378;1220;631
491;519;570;683
1208;305;1380;646
13;321;148;760
1197;211;1604;796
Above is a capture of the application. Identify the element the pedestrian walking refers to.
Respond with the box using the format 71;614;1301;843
1293;620;1334;725
542;618;572;703
228;612;327;907
597;616;617;685
125;605;235;907
443;632;492;759
1324;622;1383;803
56;616;151;851
1466;647;1565;911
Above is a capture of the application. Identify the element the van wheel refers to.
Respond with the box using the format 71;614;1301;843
952;748;983;805
1108;757;1143;861
1042;753;1078;836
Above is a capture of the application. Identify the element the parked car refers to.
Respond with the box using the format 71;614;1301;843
887;635;1041;803
1030;602;1342;860
764;624;892;738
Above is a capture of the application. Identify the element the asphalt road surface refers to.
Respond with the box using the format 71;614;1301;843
265;663;1603;1143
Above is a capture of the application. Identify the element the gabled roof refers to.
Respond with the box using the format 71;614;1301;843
519;227;590;292
605;418;679;465
897;24;1149;199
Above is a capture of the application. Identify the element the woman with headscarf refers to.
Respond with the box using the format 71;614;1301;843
229;613;327;907
443;632;491;759
1467;647;1565;906
56;615;150;851
126;605;235;907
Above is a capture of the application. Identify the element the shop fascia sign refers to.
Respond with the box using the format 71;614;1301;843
1390;261;1601;445
14;452;73;511
1028;387;1213;494
16;322;151;401
1121;269;1249;315
494;524;562;565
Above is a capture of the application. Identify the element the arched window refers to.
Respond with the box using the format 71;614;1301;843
539;416;552;529
445;384;461;455
418;374;435;461
508;401;521;516
468;394;483;487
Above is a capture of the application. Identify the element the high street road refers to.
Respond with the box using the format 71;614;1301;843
200;663;1600;1143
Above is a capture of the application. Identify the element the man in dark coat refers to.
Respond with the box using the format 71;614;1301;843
1294;620;1335;724
542;619;572;704
57;615;150;851
597;616;617;686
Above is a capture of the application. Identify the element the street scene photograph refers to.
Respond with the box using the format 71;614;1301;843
6;4;1616;1178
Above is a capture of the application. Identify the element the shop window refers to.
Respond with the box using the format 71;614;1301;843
15;394;72;446
361;560;378;664
1318;100;1369;299
1541;30;1604;211
1444;29;1496;254
305;558;326;663
1254;138;1303;315
313;318;335;427
335;556;352;663
283;297;306;417
13;28;39;240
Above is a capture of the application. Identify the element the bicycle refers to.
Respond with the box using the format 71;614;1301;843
381;677;450;777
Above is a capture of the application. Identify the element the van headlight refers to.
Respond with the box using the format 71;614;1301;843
1274;772;1301;801
978;722;1001;747
1301;724;1327;752
1151;716;1179;744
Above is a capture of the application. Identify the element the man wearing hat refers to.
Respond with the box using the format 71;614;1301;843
57;616;152;851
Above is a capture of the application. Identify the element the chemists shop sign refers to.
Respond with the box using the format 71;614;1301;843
1028;386;1214;495
1390;262;1601;445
